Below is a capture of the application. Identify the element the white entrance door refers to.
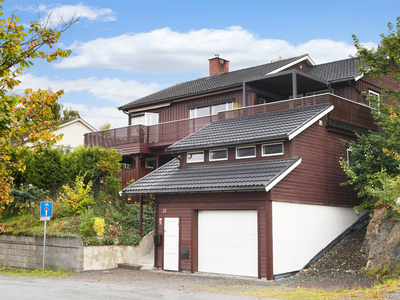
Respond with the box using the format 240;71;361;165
198;210;258;277
163;218;179;271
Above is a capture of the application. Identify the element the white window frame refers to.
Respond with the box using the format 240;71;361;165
187;151;204;163
262;142;284;157
368;90;380;107
212;102;233;115
209;149;228;161
236;146;256;159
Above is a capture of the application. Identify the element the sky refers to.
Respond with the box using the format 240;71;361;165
7;0;400;129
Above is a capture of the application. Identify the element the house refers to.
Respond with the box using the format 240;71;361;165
24;118;97;150
85;54;397;279
54;118;97;149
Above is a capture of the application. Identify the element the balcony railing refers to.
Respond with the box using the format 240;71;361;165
85;94;376;154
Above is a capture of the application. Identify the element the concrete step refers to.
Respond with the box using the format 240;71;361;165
139;264;154;270
118;263;142;270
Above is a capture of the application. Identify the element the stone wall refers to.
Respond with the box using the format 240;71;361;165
0;230;155;272
0;235;84;271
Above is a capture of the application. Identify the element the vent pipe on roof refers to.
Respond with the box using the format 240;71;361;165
209;54;229;76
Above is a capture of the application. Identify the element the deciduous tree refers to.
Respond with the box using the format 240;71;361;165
0;1;76;214
341;17;400;216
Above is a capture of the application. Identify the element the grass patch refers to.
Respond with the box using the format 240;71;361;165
0;267;73;277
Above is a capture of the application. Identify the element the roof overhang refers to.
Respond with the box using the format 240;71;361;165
244;69;329;92
268;55;316;75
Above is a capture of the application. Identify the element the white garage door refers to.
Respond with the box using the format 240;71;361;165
198;210;258;277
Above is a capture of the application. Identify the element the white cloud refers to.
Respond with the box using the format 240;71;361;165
23;2;116;27
16;74;160;105
55;26;377;73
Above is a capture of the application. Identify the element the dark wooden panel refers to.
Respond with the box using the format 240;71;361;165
272;121;360;207
154;192;270;278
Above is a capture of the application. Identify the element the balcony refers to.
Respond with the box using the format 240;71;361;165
84;94;376;155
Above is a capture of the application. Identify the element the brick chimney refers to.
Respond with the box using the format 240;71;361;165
209;54;229;76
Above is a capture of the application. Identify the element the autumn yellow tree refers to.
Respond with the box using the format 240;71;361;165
0;1;76;215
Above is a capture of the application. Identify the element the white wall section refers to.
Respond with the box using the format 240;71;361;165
272;201;363;275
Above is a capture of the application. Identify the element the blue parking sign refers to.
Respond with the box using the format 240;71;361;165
40;202;53;217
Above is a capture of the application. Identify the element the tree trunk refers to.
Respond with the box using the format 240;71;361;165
29;202;38;219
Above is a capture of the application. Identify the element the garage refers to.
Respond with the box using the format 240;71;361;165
198;210;258;277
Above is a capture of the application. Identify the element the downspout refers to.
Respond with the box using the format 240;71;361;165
348;80;366;103
122;110;131;125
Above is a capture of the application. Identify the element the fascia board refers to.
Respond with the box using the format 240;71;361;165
265;157;302;192
268;55;316;75
288;105;334;140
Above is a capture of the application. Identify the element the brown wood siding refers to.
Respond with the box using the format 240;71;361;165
286;61;311;71
144;90;244;123
271;120;359;207
154;192;272;279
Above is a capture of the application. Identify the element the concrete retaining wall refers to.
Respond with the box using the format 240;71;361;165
0;235;84;271
0;230;155;272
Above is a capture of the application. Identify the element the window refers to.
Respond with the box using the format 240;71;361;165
131;113;159;125
368;90;380;107
347;149;356;166
212;102;233;115
187;151;204;163
209;149;228;161
236;146;256;159
262;143;284;157
189;101;233;118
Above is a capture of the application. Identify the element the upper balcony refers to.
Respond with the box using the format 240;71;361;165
84;93;376;155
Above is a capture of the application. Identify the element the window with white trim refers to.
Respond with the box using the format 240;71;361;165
262;143;284;157
189;101;233;118
368;90;380;107
187;151;204;163
212;102;233;115
131;113;159;125
347;149;356;166
236;146;256;159
209;149;228;161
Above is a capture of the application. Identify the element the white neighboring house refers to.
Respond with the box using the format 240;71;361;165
53;118;97;149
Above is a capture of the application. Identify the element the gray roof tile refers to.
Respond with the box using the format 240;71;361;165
122;156;301;194
119;55;309;110
304;57;365;82
167;103;333;152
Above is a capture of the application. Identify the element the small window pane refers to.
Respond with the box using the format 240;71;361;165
227;102;233;110
187;152;204;163
237;147;255;158
131;116;144;125
196;107;209;117
210;149;227;160
190;109;195;118
212;103;227;115
263;144;283;156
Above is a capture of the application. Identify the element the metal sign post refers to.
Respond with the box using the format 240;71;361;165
40;202;53;270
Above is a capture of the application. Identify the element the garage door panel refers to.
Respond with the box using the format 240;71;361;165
198;210;258;277
200;233;257;247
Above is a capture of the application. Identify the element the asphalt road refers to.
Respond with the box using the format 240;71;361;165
0;270;279;300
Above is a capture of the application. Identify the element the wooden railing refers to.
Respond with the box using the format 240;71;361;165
84;94;376;152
